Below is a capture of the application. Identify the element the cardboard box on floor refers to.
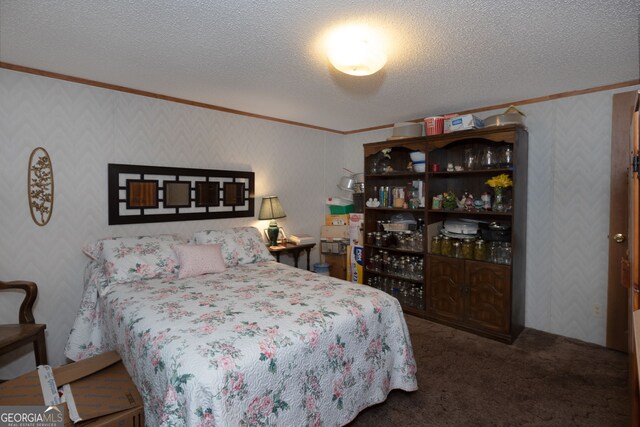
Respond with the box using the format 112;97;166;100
0;351;144;426
320;225;349;239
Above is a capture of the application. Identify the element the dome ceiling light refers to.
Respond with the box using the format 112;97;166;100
326;25;387;76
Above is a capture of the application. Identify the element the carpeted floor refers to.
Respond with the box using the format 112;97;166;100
349;315;629;426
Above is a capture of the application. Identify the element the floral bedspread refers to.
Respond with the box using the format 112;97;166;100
65;261;417;426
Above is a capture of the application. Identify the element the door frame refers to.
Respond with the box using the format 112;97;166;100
607;91;639;351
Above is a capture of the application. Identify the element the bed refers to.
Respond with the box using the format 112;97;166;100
65;227;418;426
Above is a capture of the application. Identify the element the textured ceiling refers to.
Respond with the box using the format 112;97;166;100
1;0;638;132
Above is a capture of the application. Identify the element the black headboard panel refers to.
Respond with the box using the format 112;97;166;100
108;163;254;225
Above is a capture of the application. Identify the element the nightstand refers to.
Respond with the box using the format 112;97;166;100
268;242;316;270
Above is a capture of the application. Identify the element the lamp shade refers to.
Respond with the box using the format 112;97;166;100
258;196;286;220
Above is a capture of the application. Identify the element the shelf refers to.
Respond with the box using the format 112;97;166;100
363;284;426;313
362;125;523;158
364;207;425;212
365;268;424;284
426;253;513;269
365;172;425;179
363;125;527;343
428;167;513;177
364;244;424;255
427;208;512;217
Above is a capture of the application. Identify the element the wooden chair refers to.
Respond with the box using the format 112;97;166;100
0;281;48;368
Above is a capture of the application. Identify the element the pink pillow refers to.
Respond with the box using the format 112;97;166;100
174;244;226;279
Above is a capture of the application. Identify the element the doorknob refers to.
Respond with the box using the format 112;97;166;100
613;233;626;243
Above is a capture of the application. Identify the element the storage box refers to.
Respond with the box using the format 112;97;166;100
325;214;350;226
326;196;352;206
444;114;484;133
348;245;364;284
329;205;354;214
348;214;365;246
320;225;349;239
320;238;348;255
0;351;144;427
288;234;315;245
424;116;445;135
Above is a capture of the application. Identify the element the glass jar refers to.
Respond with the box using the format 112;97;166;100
368;254;375;271
461;238;475;259
431;235;442;255
372;255;381;271
441;236;453;257
452;240;462;258
474;239;487;261
406;261;414;279
488;241;500;263
377;156;391;174
392;260;400;275
499;242;512;265
415;230;424;251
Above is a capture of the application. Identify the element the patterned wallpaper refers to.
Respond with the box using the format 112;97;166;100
0;69;345;376
345;85;640;346
1;67;638;378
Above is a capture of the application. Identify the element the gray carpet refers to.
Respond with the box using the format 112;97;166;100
349;315;629;426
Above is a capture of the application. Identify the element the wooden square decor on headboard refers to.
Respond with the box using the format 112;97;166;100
108;163;255;225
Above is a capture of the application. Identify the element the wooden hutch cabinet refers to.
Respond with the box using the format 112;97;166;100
363;125;527;343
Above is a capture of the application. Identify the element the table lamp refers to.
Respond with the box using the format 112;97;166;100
258;196;286;246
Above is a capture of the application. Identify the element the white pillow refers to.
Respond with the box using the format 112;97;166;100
192;227;274;266
99;235;181;283
174;244;226;279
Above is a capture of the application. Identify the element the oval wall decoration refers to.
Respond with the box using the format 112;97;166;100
28;147;54;226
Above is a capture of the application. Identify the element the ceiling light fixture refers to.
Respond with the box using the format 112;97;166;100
326;25;387;76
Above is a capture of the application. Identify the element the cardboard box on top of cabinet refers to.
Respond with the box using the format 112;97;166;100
444;114;484;133
0;351;144;427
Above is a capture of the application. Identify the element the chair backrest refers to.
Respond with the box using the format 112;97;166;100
0;281;38;324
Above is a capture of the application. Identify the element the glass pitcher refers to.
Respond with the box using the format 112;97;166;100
463;148;477;170
480;146;497;169
501;146;513;168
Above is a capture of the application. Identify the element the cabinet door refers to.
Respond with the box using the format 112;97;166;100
465;260;511;333
326;254;347;280
427;256;465;321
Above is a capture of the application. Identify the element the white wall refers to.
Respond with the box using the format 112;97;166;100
344;85;640;346
1;67;637;378
0;68;345;376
